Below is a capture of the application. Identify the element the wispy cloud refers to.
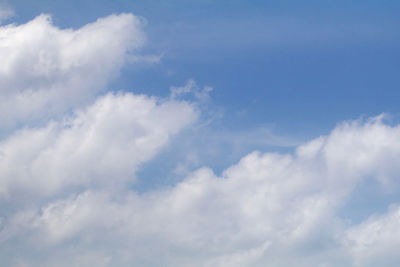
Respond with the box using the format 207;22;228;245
0;2;14;24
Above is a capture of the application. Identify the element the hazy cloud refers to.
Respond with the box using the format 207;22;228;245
0;2;13;23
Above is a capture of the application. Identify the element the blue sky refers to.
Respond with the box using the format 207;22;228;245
9;0;400;135
1;1;400;266
8;0;400;172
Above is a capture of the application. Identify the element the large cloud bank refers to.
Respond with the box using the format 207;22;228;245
1;13;400;267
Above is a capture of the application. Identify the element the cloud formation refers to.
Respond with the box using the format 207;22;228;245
344;205;400;266
3;113;400;266
0;92;197;198
1;12;400;267
0;13;145;129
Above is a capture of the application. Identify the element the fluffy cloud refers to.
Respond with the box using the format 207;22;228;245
2;116;400;266
0;13;145;129
344;205;400;266
0;92;196;198
1;11;400;267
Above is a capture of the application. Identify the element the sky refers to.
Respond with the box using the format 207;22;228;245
1;0;400;266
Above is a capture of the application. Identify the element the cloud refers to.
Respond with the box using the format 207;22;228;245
0;92;197;198
2;115;400;266
344;205;400;266
170;79;213;103
0;13;146;130
0;2;13;24
1;11;400;267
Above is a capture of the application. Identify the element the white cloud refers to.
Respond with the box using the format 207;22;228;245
0;92;197;198
170;79;213;102
0;13;146;129
2;116;400;266
1;11;400;267
344;205;400;266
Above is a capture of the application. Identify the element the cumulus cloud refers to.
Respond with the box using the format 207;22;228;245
1;11;400;267
0;92;196;198
2;116;400;266
344;205;400;266
0;13;145;129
